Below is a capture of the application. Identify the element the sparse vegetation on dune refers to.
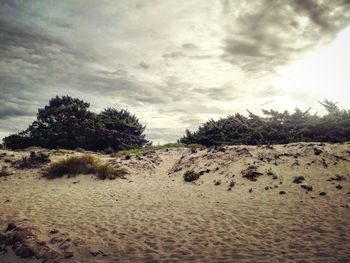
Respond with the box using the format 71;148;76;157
111;143;205;158
43;155;128;180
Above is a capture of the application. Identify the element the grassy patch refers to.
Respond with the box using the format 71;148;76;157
43;155;128;180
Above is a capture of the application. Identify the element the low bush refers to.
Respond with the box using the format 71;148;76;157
301;185;313;191
43;155;128;180
242;165;263;181
15;151;50;169
0;167;11;177
293;176;305;184
183;170;201;182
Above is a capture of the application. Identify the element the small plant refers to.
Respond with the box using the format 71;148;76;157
293;176;305;184
15;151;50;169
0;167;11;177
314;148;322;155
43;155;128;180
266;168;275;176
301;185;313;191
242;165;263;181
328;174;346;181
183;170;200;182
214;179;221;186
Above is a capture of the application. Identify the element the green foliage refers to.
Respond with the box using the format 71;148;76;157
96;108;148;151
3;96;149;151
180;100;350;146
43;155;128;180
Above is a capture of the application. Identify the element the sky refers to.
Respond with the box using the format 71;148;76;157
1;0;350;144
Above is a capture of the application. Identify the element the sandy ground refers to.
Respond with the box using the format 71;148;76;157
0;142;350;262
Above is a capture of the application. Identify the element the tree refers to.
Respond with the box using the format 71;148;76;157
26;96;94;149
179;100;350;146
96;108;148;151
3;96;149;151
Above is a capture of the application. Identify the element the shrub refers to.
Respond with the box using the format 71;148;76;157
214;179;221;185
43;155;128;180
242;165;263;181
95;108;148;151
15;151;50;169
183;170;200;182
327;174;346;181
0;167;11;177
179;99;350;146
293;176;305;184
301;185;313;191
266;168;275;176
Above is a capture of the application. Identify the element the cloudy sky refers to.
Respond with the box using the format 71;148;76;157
1;0;350;144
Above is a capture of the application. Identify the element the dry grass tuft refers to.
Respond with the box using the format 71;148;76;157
43;155;128;180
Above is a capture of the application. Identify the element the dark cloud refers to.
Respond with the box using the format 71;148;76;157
192;85;242;101
139;61;149;69
182;43;198;50
163;51;185;58
0;104;36;119
255;86;283;98
222;0;350;74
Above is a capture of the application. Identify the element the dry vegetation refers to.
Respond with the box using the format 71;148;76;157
43;155;128;180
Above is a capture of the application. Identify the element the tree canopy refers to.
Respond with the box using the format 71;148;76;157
3;96;149;151
179;100;350;146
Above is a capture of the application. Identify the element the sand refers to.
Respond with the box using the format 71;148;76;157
0;142;350;262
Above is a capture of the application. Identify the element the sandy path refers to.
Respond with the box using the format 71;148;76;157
1;144;350;262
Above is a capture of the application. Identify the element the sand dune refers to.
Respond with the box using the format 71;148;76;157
1;142;350;262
